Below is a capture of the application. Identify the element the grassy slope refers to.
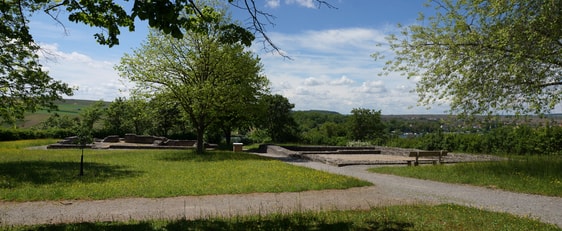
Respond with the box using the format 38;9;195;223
15;99;106;128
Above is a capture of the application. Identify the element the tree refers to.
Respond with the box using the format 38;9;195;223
380;0;562;116
75;101;104;177
1;1;73;127
117;10;268;154
104;97;131;136
79;100;105;131
36;112;78;130
348;108;385;143
256;94;300;143
148;93;184;137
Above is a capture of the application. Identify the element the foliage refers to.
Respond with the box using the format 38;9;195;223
13;204;559;231
34;113;78;130
0;147;370;201
369;156;562;197
0;128;72;141
0;1;73;127
146;94;185;137
103;97;133;136
255;94;300;143
388;124;562;155
293;110;348;145
78;100;106;131
348;108;386;144
117;6;268;153
380;0;562;116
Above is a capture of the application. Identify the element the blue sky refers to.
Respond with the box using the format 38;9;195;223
29;0;449;115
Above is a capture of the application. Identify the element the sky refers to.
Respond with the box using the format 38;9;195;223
28;0;449;115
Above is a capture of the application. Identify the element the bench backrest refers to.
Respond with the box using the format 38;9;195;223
408;151;448;157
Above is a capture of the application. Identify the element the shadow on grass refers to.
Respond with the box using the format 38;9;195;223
468;157;562;178
25;218;414;231
0;161;143;188
158;150;274;162
166;218;414;231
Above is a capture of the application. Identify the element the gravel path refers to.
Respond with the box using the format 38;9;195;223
1;152;561;228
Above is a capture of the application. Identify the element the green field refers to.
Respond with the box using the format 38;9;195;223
15;99;106;128
0;140;371;201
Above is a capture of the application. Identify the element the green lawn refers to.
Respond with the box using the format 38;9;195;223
9;204;560;231
1;140;560;230
0;140;371;201
369;156;562;197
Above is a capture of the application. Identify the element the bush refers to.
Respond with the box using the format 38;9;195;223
384;125;562;156
0;128;74;141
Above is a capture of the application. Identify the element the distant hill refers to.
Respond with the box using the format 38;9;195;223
13;99;108;128
9;99;562;129
292;110;342;115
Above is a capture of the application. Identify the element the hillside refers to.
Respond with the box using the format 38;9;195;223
13;99;108;128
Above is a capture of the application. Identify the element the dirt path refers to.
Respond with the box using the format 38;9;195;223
1;152;561;228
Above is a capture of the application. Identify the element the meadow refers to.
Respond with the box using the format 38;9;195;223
1;139;560;230
368;155;562;197
0;140;370;201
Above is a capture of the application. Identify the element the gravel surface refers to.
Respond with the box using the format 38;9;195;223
1;151;561;228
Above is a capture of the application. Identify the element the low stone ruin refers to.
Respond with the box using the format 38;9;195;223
47;134;213;150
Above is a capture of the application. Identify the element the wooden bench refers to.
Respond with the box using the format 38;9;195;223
407;150;447;166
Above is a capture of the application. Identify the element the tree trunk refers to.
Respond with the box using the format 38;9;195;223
196;125;205;154
223;126;232;147
79;148;84;176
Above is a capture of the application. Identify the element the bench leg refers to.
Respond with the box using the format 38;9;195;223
414;161;419;166
407;161;412;166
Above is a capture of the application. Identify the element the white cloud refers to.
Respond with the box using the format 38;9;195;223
257;28;448;114
265;0;280;8
303;77;324;86
285;0;316;8
37;43;130;101
330;76;355;85
358;81;387;94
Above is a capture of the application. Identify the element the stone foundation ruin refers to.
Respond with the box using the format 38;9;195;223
47;134;215;150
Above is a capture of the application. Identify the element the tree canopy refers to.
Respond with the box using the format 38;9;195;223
116;12;269;153
380;0;562;116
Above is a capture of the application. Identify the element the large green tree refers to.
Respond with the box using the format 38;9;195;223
381;0;562;116
256;94;299;143
117;12;268;153
348;108;386;143
1;1;73;127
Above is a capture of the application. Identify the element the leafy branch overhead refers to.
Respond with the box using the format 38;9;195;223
38;0;335;48
382;0;562;116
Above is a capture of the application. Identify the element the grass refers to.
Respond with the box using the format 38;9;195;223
0;140;371;202
0;139;59;149
5;204;559;231
369;155;562;197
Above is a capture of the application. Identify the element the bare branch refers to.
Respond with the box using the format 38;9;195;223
43;3;70;36
229;0;336;59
